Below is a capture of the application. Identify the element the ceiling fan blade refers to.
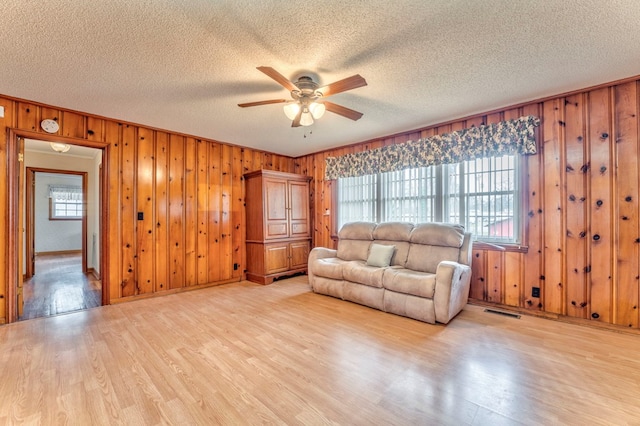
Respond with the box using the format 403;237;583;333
257;66;297;92
238;99;288;108
323;101;364;121
291;108;303;127
317;74;367;97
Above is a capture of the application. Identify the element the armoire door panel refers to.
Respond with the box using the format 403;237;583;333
265;244;289;274
290;240;310;270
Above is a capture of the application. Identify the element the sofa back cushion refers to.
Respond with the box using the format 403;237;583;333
405;244;461;273
373;222;413;241
409;223;465;247
372;222;413;266
405;223;465;273
337;222;376;261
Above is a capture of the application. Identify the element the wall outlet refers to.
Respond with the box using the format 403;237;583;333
532;287;540;298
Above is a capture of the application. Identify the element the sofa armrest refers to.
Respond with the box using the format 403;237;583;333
433;261;472;324
308;247;338;287
309;247;338;261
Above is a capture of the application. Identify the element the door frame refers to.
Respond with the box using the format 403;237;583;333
6;128;111;323
26;167;89;278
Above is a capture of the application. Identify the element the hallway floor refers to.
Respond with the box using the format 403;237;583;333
21;253;101;320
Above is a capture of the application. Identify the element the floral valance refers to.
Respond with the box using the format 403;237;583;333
325;115;540;180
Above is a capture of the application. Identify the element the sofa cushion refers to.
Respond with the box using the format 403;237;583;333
343;261;385;288
410;223;465;247
383;268;436;298
406;244;460;274
309;257;347;280
373;222;413;241
338;221;376;240
366;243;396;267
337;240;372;261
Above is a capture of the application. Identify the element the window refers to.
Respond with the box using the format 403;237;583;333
337;154;519;243
49;185;83;220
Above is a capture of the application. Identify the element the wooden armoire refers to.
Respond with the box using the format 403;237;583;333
244;170;312;284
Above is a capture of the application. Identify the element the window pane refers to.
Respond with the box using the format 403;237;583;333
380;167;436;223
337;174;377;229
51;194;83;219
461;155;517;242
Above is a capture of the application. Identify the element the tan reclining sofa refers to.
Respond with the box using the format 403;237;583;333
308;221;473;324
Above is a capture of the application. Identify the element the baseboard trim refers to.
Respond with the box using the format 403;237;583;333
87;268;101;280
469;299;640;336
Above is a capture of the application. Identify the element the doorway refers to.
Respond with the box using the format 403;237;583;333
22;167;100;320
6;130;110;323
17;139;104;320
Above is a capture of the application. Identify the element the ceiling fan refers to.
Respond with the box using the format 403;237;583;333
238;66;367;127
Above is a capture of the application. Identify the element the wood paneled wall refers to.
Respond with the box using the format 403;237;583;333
0;95;295;323
298;78;640;330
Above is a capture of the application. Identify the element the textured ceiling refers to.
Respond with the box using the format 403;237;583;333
2;1;640;157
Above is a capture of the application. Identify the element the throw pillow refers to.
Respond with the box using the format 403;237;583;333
366;243;396;267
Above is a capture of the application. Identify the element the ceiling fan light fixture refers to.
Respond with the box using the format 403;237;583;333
300;110;314;127
50;142;71;153
309;102;326;119
283;102;301;120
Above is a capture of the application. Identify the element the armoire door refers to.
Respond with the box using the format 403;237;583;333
288;180;310;238
264;178;289;239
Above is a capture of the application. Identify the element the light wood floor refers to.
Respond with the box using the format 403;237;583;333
21;253;101;320
2;276;640;425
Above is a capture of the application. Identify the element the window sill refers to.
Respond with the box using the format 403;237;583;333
472;242;528;253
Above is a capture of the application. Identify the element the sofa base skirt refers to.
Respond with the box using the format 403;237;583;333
383;290;436;324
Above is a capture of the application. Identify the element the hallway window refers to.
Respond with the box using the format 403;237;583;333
49;185;83;220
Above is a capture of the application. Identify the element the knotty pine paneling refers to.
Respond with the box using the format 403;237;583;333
196;139;210;285
121;124;137;297
542;99;565;314
521;103;544;311
298;77;640;331
208;142;222;283
588;88;614;323
564;94;588;318
155;131;170;292
614;82;640;328
136;127;155;294
184;137;198;287
0;94;295;321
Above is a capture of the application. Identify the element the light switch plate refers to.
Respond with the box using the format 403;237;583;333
0;106;4;118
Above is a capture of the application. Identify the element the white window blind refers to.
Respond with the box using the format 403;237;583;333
337;154;519;243
337;173;378;224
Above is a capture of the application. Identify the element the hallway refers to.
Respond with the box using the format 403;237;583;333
21;253;101;320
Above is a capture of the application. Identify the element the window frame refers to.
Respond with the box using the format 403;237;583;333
49;194;83;221
331;155;528;252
